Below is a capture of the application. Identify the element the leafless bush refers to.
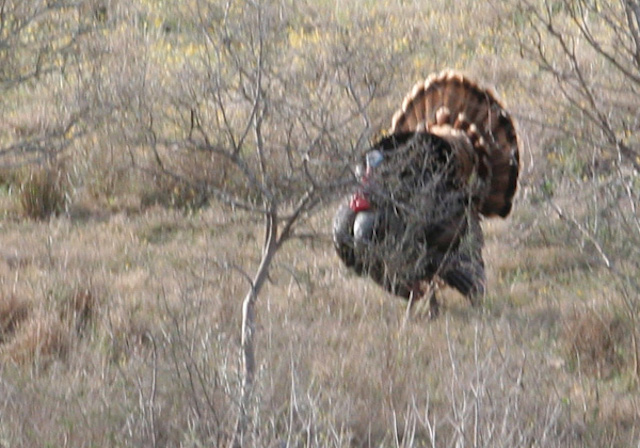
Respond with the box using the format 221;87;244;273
0;1;103;167
126;1;415;443
509;0;640;382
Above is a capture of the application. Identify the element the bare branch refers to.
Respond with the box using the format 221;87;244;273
624;0;640;69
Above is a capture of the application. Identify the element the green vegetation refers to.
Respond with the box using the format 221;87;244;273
0;0;639;446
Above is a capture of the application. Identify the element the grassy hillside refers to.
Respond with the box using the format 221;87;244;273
1;0;639;446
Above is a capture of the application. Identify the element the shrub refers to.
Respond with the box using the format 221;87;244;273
562;307;627;379
19;163;69;220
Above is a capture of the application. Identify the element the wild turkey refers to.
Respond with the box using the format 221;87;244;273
333;70;519;316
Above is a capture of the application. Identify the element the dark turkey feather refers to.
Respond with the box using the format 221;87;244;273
333;70;519;310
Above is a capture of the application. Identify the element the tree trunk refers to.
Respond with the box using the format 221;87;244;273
230;211;278;448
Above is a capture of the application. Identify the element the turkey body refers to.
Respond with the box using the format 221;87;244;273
333;71;519;310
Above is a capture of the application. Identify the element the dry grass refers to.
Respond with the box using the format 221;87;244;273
18;163;69;220
0;295;31;344
2;313;70;365
561;307;628;380
0;205;636;446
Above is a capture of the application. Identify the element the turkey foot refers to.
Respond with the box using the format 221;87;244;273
427;288;439;319
408;281;440;319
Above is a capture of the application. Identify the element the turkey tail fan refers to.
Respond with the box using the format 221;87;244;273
390;70;520;218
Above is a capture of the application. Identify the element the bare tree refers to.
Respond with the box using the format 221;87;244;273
136;1;408;444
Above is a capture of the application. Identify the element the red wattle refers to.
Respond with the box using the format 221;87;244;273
349;192;370;212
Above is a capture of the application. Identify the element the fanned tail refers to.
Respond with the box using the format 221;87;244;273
389;70;520;218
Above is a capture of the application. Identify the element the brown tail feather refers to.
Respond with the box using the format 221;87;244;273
390;70;519;218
